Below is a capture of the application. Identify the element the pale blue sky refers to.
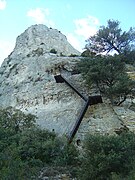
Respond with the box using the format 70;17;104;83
0;0;135;65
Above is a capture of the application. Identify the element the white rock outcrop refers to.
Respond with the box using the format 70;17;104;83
13;24;80;57
0;24;135;141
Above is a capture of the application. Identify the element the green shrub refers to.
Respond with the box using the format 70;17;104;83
121;50;135;65
60;52;65;56
0;107;78;179
52;137;79;166
0;107;36;133
50;48;57;54
69;54;78;57
79;132;135;180
32;48;43;56
18;130;78;166
19;128;56;163
81;49;96;57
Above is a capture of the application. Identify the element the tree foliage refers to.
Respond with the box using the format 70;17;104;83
1;107;135;179
86;19;135;55
0;107;78;179
78;55;134;105
122;49;135;65
79;132;135;180
0;106;36;133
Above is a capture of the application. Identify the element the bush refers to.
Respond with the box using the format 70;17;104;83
60;52;65;56
0;107;78;179
50;48;57;54
0;106;36;133
122;50;135;65
79;132;135;180
69;54;78;57
52;137;79;166
81;49;96;57
0;144;39;180
32;48;43;56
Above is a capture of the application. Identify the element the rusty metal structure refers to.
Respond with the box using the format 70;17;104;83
54;74;103;143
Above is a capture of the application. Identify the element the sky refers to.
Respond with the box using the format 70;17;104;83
0;0;135;66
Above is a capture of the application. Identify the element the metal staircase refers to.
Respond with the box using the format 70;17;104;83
54;74;103;143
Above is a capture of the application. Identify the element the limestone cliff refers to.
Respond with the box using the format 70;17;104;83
0;24;135;141
13;24;80;57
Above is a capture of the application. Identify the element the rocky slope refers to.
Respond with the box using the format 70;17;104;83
0;24;135;141
13;24;80;57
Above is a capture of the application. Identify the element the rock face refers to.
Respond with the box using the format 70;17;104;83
0;24;135;141
13;24;80;57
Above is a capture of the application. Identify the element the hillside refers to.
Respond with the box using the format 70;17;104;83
0;24;135;142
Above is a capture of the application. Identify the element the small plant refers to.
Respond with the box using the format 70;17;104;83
34;76;42;82
32;48;43;56
60;52;65;57
81;49;96;57
27;53;31;57
69;54;78;57
50;48;57;54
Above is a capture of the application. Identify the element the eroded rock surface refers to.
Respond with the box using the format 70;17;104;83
0;24;135;140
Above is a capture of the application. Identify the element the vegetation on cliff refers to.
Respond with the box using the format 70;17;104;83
78;55;134;105
79;132;135;180
0;107;135;179
0;107;78;179
78;19;135;105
